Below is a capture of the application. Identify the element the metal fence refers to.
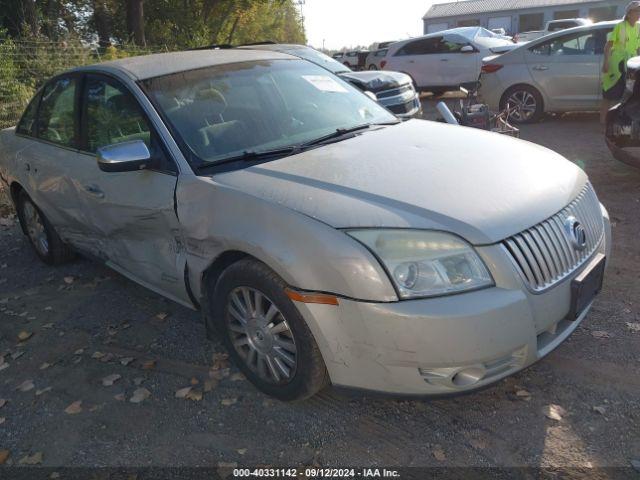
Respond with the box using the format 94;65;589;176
0;40;170;129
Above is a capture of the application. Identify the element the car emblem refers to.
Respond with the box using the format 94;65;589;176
564;216;587;251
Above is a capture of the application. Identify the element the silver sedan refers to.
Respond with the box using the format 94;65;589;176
479;21;615;123
0;50;611;400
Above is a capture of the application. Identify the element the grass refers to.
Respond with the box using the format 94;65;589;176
0;184;14;217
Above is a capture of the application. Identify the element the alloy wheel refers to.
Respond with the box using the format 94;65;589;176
226;287;297;385
23;201;49;257
506;90;538;122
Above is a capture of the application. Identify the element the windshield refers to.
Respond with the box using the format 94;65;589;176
143;59;396;167
283;46;351;74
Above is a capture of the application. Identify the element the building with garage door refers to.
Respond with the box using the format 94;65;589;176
423;0;628;35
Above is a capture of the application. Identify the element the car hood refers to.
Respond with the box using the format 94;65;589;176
213;120;587;245
338;71;412;92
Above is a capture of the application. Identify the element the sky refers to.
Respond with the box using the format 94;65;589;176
302;0;450;50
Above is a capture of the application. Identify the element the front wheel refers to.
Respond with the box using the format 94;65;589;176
211;259;329;401
501;85;544;124
368;65;378;70
16;191;74;265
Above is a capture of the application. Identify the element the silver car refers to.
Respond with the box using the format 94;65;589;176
479;21;615;123
0;50;611;400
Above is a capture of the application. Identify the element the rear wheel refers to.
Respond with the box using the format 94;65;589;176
501;85;544;124
368;64;378;70
16;191;74;265
211;259;329;401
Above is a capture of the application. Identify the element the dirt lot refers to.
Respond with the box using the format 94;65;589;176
1;111;639;474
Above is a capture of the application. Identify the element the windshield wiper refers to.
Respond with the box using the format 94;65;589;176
196;122;400;170
300;122;396;148
196;146;302;170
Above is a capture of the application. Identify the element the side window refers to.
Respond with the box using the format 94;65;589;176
548;32;598;55
595;28;613;54
16;91;41;136
396;37;442;56
85;77;152;153
437;34;471;54
530;32;599;56
84;76;176;173
37;77;77;147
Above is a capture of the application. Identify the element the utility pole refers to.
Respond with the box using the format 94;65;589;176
295;0;305;30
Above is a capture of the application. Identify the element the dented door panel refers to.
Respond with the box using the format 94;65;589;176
72;152;189;303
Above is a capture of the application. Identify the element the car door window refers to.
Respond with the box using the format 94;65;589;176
37;77;77;147
396;37;442;56
531;31;600;56
84;76;176;173
438;34;471;53
16;90;41;136
85;78;152;152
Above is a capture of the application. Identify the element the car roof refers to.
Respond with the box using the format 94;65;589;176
392;26;489;46
503;20;617;55
72;49;295;80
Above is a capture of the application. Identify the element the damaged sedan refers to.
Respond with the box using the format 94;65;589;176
0;50;611;400
606;56;640;168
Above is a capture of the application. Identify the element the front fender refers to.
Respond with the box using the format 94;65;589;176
177;175;398;303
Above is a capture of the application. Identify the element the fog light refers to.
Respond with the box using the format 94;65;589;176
451;367;486;387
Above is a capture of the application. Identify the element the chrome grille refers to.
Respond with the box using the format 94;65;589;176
503;183;604;292
376;84;413;99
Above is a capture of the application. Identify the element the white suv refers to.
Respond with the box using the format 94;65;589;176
384;27;516;92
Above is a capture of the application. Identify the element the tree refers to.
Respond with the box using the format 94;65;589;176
126;0;145;45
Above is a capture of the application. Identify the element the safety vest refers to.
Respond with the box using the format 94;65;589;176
603;20;640;92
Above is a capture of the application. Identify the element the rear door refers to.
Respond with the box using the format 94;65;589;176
72;74;189;303
525;29;608;109
18;74;97;248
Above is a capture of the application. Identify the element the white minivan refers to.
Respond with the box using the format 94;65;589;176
383;27;517;93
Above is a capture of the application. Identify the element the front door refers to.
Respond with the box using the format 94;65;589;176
72;74;189;304
526;29;608;110
433;33;479;86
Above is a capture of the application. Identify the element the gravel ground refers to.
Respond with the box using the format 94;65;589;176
0;110;639;473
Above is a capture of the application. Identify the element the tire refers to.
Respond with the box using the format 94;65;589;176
211;259;329;401
368;65;377;70
500;85;544;124
16;191;74;265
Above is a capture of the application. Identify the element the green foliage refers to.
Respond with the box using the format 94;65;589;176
0;0;306;127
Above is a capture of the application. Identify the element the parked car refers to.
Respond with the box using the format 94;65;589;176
516;18;593;42
479;21;615;123
383;27;516;93
606;55;640;168
342;50;360;68
0;49;611;401
366;48;389;70
237;43;421;118
332;52;344;61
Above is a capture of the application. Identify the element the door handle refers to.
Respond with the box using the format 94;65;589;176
533;65;549;71
408;60;415;63
84;184;105;199
440;59;449;62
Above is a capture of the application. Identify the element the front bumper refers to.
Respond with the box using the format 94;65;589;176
294;213;611;396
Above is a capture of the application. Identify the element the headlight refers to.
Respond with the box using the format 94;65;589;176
347;229;494;299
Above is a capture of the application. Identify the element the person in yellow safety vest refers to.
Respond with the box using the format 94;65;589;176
601;1;640;123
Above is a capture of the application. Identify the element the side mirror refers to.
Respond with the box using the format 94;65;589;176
364;91;378;101
97;140;152;173
460;45;475;53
